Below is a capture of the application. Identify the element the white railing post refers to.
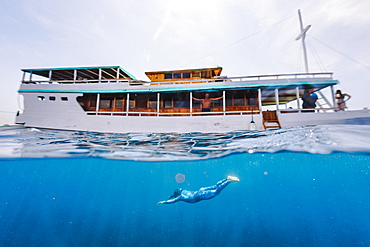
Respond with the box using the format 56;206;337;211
74;69;77;83
275;88;279;111
190;92;193;116
96;93;100;114
157;93;160;116
223;90;226;115
126;93;130;116
296;87;301;112
258;89;262;112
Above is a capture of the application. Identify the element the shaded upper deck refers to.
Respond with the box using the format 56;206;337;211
21;66;136;81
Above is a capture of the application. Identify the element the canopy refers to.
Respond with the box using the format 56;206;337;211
21;66;136;80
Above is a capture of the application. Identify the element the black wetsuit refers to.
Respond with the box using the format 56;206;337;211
161;179;230;204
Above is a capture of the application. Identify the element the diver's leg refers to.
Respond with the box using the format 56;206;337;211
200;179;228;192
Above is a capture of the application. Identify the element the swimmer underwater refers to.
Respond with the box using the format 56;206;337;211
158;176;240;205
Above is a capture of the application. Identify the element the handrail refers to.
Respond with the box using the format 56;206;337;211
86;110;261;117
21;72;333;85
85;106;342;116
21;79;133;84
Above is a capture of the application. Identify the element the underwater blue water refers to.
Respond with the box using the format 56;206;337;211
0;125;369;246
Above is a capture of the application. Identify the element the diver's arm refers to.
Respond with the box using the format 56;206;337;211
157;196;180;205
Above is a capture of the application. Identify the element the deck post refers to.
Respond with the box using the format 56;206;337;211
330;85;336;110
74;69;77;83
22;72;26;82
99;69;102;83
223;91;226;115
258;89;262;111
116;68;120;81
96;93;100;114
29;71;33;82
49;70;52;82
157;93;160;116
126;93;130;116
296;87;301;112
275;88;279;111
190;92;193;116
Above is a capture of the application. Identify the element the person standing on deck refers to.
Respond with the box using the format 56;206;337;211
302;89;317;112
335;90;351;111
192;93;223;113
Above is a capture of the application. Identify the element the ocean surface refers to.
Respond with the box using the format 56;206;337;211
0;125;369;246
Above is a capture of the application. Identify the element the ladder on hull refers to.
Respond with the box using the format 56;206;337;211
262;111;281;130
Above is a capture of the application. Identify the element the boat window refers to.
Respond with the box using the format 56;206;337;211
234;91;245;106
136;97;147;108
226;90;258;106
192;72;200;78
38;96;45;101
148;94;157;109
161;93;190;108
163;94;173;108
164;73;172;79
49;96;56;101
201;71;209;78
183;72;190;79
174;93;190;108
61;97;68;101
77;93;97;111
100;99;113;108
174;73;181;79
115;96;125;108
130;93;157;109
99;93;126;110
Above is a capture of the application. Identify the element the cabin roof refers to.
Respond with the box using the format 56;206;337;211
21;66;136;80
145;67;222;75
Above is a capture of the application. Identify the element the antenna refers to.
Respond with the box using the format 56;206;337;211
295;9;311;73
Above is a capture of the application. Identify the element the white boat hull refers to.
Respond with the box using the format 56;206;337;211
16;93;370;132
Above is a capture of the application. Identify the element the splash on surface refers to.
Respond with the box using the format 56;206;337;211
0;125;369;160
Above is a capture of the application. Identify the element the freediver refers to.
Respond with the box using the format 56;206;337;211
157;176;240;204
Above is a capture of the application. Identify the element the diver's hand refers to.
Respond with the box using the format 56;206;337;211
157;201;165;205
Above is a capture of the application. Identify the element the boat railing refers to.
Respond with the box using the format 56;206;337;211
21;72;333;85
278;107;338;113
85;106;340;116
21;79;133;84
227;72;333;82
85;110;261;117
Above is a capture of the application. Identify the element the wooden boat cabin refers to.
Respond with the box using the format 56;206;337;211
76;67;259;116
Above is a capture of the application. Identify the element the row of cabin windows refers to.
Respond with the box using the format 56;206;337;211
77;90;257;111
164;70;216;80
38;96;68;101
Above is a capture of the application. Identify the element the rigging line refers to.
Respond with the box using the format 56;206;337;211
307;41;326;72
312;36;370;71
181;14;296;68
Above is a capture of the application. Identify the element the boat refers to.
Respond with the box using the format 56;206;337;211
15;65;370;133
15;11;370;133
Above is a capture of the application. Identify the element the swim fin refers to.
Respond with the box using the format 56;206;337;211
227;176;240;182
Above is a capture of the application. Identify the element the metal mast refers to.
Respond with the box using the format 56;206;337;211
295;9;311;73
